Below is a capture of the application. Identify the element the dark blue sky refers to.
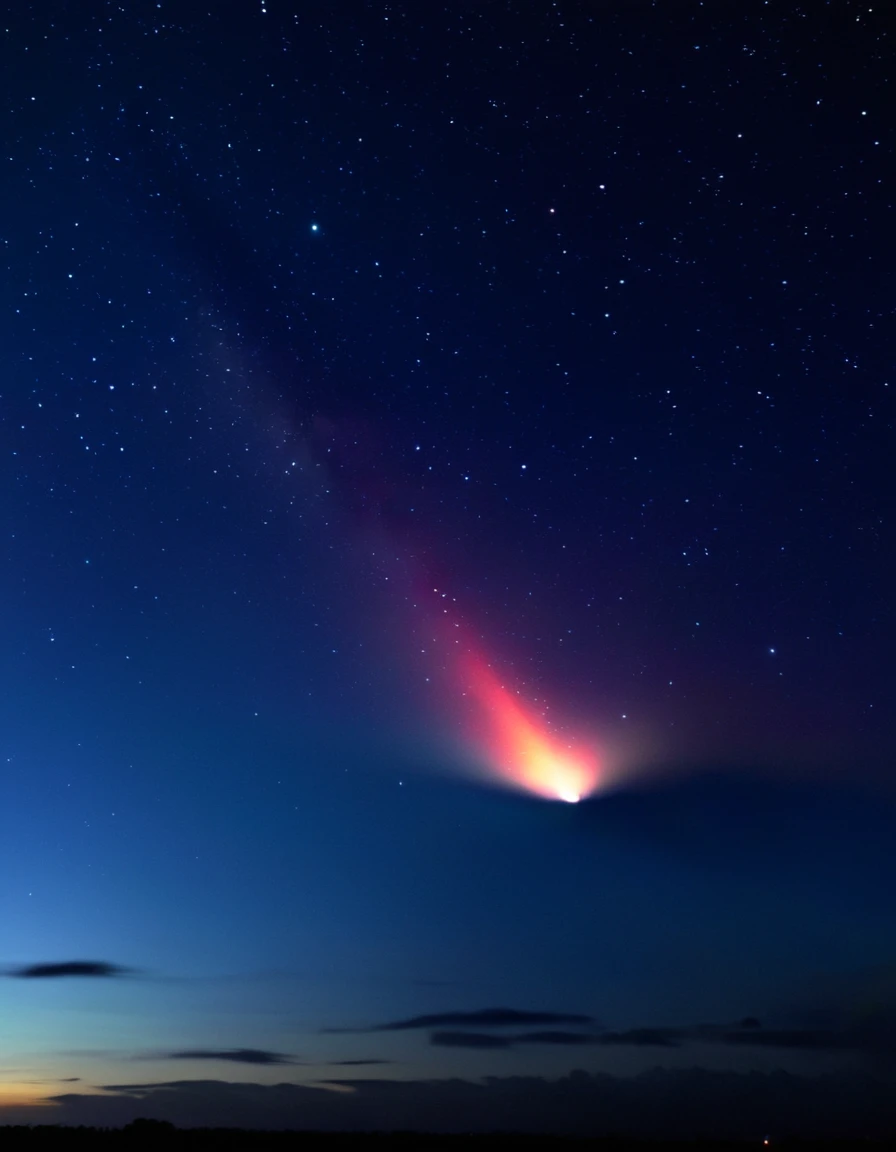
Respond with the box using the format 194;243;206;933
2;0;895;1138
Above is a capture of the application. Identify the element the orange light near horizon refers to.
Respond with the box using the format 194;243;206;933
0;1082;58;1109
458;651;600;802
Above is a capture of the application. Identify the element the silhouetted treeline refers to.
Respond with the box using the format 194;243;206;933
0;1123;891;1152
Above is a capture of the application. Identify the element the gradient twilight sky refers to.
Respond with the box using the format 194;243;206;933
2;0;895;1139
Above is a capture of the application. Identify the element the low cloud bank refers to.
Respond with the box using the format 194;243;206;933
2;1067;895;1138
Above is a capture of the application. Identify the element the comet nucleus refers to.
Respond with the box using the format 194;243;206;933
458;651;600;802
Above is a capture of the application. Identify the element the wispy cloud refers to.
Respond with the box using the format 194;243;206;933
18;1077;81;1085
165;1049;299;1066
9;961;132;979
431;1032;515;1049
326;999;896;1061
325;1059;392;1067
351;1007;594;1032
599;1028;684;1048
430;1028;675;1049
518;1031;599;1046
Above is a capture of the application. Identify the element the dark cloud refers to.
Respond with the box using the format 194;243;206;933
431;1032;515;1049
10;960;131;978
595;1016;896;1057
369;1007;593;1032
6;1069;891;1138
334;1000;896;1062
166;1049;298;1066
20;1077;81;1085
720;1018;896;1057
722;1028;847;1050
518;1031;598;1046
101;1081;197;1094
424;1017;870;1054
432;1031;598;1050
325;1059;392;1066
599;1028;684;1048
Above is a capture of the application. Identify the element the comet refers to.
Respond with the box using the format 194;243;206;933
457;649;600;803
166;198;603;806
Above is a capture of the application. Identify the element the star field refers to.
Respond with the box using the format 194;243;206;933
1;0;895;1138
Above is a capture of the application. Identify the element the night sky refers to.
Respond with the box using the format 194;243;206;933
2;0;895;1139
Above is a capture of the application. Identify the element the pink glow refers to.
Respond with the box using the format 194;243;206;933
457;650;601;802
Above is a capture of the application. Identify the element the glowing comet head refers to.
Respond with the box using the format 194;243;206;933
459;652;601;803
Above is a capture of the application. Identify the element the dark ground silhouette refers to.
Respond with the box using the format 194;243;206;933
0;1124;892;1151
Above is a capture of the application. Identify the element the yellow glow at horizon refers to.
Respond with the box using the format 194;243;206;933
0;1081;59;1108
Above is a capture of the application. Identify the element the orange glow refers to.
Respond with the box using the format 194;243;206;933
0;1082;57;1109
458;651;600;802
